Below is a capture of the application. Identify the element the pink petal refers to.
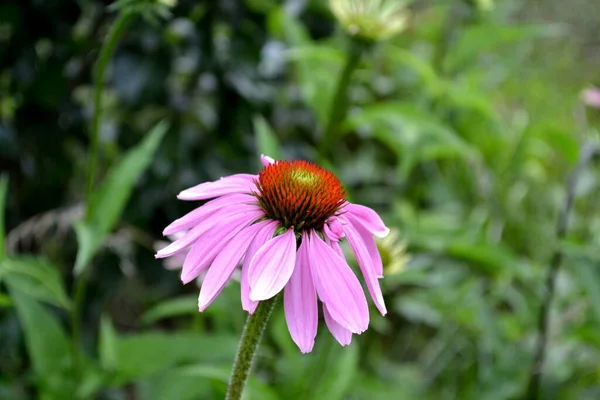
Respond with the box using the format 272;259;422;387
308;231;369;334
342;219;387;315
181;209;264;283
344;203;390;238
323;304;352;346
261;154;275;166
198;221;271;311
284;231;317;353
324;217;344;242
347;214;383;277
177;174;258;201
248;229;297;301
163;193;257;236
155;204;262;258
241;221;279;314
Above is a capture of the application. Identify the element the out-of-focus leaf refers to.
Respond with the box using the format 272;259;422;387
99;315;119;371
385;47;443;96
268;9;343;126
139;295;197;325
136;369;214;400
0;174;7;259
74;121;168;274
1;257;71;309
447;24;565;71
254;115;282;160
570;255;600;324
0;292;12;307
180;365;280;400
311;344;359;400
10;289;72;399
343;102;478;176
108;332;239;385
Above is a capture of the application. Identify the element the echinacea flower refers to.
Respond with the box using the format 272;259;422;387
156;155;389;352
329;0;410;42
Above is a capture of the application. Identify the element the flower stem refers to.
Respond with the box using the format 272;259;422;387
524;141;598;399
85;11;134;210
71;10;133;395
318;39;365;162
226;296;279;400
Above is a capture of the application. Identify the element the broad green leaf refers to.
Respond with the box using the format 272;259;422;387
10;289;72;399
447;24;565;71
180;365;280;400
268;9;343;126
1;257;71;309
139;294;197;325
385;47;443;96
254;115;282;160
570;255;600;324
0;174;7;259
137;369;214;400
343;102;478;176
310;344;359;400
99;315;119;371
108;332;239;385
74;121;168;274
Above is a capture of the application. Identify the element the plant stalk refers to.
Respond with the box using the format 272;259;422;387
226;296;279;400
524;142;598;399
71;11;134;396
318;39;365;162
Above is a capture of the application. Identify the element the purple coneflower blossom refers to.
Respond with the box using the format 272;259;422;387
156;155;389;353
582;87;600;108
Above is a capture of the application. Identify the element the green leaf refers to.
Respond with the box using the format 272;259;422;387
180;365;280;400
343;102;478;176
108;332;239;385
447;24;565;71
74;121;168;274
10;289;72;399
139;295;197;325
311;344;359;400
570;255;600;324
0;174;8;259
254;115;282;160
1;257;71;309
99;315;119;371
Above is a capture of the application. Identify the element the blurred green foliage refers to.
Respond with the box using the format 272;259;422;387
1;0;600;399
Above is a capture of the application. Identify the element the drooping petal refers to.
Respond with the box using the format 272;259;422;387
344;203;390;238
342;219;387;315
261;154;275;166
324;217;344;242
323;304;352;346
248;229;296;301
347;214;383;277
284;231;317;353
198;220;271;311
241;221;279;313
327;238;345;259
163;193;257;236
308;230;369;334
177;174;258;201
155;204;262;258
181;209;264;283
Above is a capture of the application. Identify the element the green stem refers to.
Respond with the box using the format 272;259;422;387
318;40;365;162
226;296;279;400
85;11;134;211
524;142;598;399
71;11;133;396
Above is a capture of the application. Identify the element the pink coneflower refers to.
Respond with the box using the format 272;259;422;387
156;155;388;352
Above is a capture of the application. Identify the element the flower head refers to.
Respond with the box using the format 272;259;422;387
329;0;410;42
156;155;389;353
